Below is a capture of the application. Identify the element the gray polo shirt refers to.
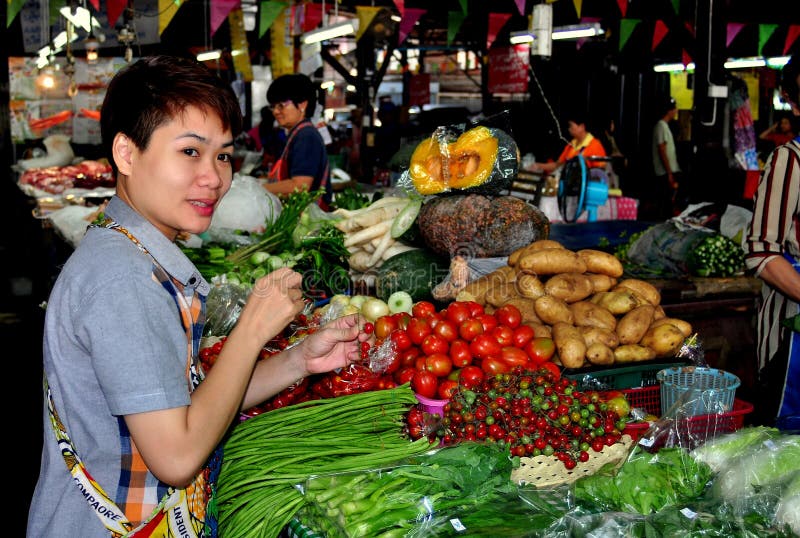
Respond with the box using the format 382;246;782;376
27;196;209;537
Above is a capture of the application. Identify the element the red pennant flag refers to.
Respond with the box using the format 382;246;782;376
726;22;745;47
399;8;425;43
684;21;694;37
652;20;668;51
682;49;692;67
394;0;405;18
88;0;99;11
487;12;512;50
210;0;240;36
617;0;628;17
514;0;525;16
785;24;800;54
303;2;322;32
106;0;127;28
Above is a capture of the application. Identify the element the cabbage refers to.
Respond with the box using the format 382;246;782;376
690;426;780;473
774;492;800;535
711;436;800;502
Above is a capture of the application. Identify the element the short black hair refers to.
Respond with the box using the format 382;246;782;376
781;54;800;108
267;73;317;118
658;96;677;118
100;55;243;176
564;110;588;127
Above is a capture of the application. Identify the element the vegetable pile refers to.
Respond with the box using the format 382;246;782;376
687;233;746;277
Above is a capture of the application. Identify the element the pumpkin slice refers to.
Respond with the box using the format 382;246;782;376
446;126;499;190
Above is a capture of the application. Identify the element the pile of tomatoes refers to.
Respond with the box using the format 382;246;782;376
425;367;628;470
371;300;560;401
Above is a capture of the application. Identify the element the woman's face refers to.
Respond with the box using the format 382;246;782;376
778;117;792;132
272;99;306;130
114;105;234;240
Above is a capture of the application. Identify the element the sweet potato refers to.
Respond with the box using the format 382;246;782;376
518;248;588;276
515;273;546;299
585;273;618;293
641;324;685;357
579;326;619;349
570;301;617;331
591;290;640;315
577;249;624;278
614;279;661;306
614;344;657;363
650;317;693;338
552;322;586;369
534;295;574;325
544;272;594;303
616;305;656;345
586;342;615;365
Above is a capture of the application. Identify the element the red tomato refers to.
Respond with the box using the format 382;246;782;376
445;302;471;325
437;379;459;399
539;361;561;379
469;334;502;360
421;334;449;355
398;347;421;368
390;330;412;352
406;318;431;345
494;304;522;329
458;365;485;388
511;325;536;348
412;370;438;399
500;346;529;368
374;315;397;339
392;312;411;330
476;313;498;333
462;301;485;318
433;319;458;342
412;301;436;319
458;318;484;341
394;366;417;385
449;339;473;368
425;353;453;377
415;355;427;371
492;325;514;347
525;337;556;365
482;356;510;376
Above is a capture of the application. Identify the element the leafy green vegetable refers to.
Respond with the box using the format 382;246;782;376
691;426;781;473
687;234;745;277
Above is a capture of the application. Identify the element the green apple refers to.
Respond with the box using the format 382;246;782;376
387;291;414;314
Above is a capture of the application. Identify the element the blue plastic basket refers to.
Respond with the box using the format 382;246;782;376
656;366;740;417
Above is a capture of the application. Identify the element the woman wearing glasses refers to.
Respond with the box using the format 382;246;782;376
262;73;332;209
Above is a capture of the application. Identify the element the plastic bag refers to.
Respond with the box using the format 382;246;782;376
46;205;97;247
291;202;341;246
203;281;249;337
209;174;282;233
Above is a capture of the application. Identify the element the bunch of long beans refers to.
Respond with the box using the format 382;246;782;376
215;385;434;538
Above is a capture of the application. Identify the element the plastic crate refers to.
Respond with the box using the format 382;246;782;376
564;359;689;390
620;385;753;443
656;366;740;416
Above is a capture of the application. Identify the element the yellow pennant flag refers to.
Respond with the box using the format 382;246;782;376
270;5;294;77
159;0;184;35
355;6;381;40
229;8;253;81
573;0;582;18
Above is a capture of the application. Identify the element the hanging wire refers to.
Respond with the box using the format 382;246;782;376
529;62;570;146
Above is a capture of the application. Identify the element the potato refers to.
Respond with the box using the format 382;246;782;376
534;295;574;325
586;343;615;365
502;297;541;324
577;249;624;278
614;279;661;306
459;274;494;305
641;324;685;357
526;322;552;338
515;273;546;299
485;282;518;307
527;239;566;251
497;265;517;283
614;344;657;363
552;322;586;369
653;305;666;320
650;317;693;338
507;245;527;266
586;273;618;293
544;272;594;303
518;249;588;276
579;326;619;349
591;290;640;315
616;305;656;345
570;301;617;331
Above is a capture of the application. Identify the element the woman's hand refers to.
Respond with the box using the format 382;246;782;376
296;314;371;376
238;267;306;345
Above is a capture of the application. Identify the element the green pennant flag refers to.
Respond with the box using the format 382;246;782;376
448;10;465;46
759;23;778;55
259;0;287;39
7;0;26;27
49;0;65;26
619;18;640;51
671;0;680;14
458;0;468;15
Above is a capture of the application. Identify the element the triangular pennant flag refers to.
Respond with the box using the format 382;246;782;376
355;5;381;40
786;24;800;54
106;0;127;28
573;0;582;18
616;0;627;17
619;18;640;51
50;0;65;25
487;12;512;50
458;0;467;15
259;0;287;39
682;48;692;67
448;11;465;46
393;0;405;18
88;0;99;11
7;0;26;27
726;22;744;47
210;0;240;36
652;19;668;51
684;21;694;38
578;17;600;49
158;0;184;35
514;0;525;16
303;2;322;33
759;23;778;55
399;7;425;44
671;0;679;14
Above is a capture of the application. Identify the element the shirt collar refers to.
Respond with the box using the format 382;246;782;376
104;196;210;295
570;132;595;151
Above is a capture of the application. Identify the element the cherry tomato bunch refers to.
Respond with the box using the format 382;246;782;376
427;366;628;470
376;300;559;401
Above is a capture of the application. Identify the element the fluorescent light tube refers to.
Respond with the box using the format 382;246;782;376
552;24;604;40
510;31;534;44
766;56;790;68
724;57;766;69
197;50;222;62
302;20;357;44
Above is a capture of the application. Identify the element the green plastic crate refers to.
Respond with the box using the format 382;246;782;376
564;360;690;390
